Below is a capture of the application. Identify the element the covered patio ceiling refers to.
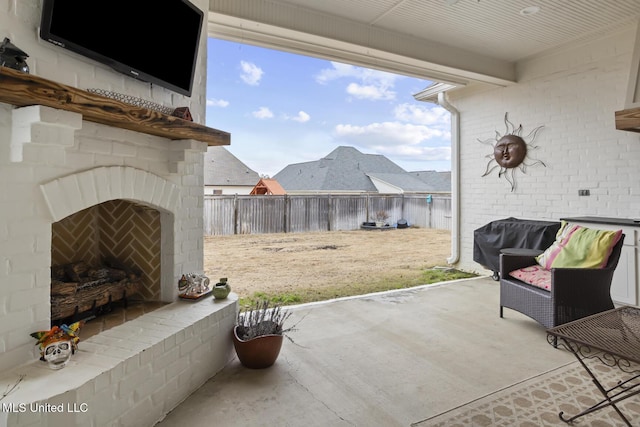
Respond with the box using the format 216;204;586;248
208;0;640;90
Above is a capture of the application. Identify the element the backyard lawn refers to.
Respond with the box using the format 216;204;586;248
204;227;474;306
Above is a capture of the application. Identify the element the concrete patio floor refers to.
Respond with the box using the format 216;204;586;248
155;277;574;426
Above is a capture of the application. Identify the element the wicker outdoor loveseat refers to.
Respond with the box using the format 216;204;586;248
499;227;625;329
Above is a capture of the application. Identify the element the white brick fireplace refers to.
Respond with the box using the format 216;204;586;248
0;0;237;424
0;1;240;424
0;102;236;426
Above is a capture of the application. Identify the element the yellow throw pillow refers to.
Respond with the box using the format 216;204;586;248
536;222;622;269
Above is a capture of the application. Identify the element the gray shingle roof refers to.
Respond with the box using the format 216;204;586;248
204;147;260;186
409;170;451;192
367;173;437;192
273;146;437;193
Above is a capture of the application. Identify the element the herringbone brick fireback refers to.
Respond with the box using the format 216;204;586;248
51;200;161;300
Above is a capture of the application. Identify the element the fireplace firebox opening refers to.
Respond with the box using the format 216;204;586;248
50;199;166;333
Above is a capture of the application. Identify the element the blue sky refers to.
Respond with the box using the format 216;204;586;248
205;38;452;177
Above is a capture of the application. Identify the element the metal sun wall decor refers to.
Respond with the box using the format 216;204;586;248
478;113;546;192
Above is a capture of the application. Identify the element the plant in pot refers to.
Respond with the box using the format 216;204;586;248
375;210;390;228
232;300;295;369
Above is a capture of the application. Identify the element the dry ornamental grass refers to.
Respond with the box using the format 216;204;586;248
204;228;452;301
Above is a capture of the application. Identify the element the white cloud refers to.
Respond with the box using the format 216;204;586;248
394;103;450;128
315;62;397;84
346;83;395;101
335;122;447;145
240;61;264;86
252;107;274;119
290;111;310;123
388;145;451;161
334;121;451;162
315;62;400;101
206;98;229;107
314;62;359;84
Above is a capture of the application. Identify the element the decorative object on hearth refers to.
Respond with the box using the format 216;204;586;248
178;273;212;300
178;274;189;293
212;277;230;300
478;113;545;191
172;107;193;121
86;88;175;115
0;37;29;73
30;321;83;370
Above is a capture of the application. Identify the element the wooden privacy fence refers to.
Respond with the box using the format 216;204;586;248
204;194;451;236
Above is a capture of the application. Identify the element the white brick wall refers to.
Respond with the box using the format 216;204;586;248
452;26;640;273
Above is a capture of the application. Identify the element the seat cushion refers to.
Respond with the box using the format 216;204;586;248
536;221;622;269
509;265;551;291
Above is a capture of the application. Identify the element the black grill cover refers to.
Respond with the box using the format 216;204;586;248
473;217;561;272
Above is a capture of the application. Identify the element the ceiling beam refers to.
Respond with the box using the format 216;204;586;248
207;0;516;87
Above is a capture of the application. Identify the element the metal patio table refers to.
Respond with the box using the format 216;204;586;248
547;306;640;426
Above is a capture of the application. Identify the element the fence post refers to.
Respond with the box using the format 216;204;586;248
366;193;370;222
233;194;238;235
284;194;289;233
327;194;333;231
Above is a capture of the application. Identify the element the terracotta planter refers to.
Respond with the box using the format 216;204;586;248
232;326;284;369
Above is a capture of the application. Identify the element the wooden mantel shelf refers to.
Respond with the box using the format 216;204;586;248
0;67;230;146
615;106;640;133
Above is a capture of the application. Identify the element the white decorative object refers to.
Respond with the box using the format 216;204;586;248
30;321;82;370
44;339;73;370
178;273;212;300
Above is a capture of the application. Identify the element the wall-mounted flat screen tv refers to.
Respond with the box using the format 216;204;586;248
40;0;204;97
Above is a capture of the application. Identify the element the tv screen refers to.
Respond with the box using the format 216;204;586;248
40;0;204;97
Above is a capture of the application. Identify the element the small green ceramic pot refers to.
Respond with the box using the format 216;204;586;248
212;280;230;299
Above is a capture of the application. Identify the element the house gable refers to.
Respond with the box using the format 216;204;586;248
204;147;260;194
250;178;286;195
274;146;435;193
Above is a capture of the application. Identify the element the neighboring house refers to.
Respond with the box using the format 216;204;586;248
273;146;435;194
204;146;260;195
250;178;287;195
409;171;451;194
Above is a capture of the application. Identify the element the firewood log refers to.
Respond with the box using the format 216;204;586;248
51;280;77;296
51;278;141;320
88;267;128;281
51;265;66;281
64;261;90;281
